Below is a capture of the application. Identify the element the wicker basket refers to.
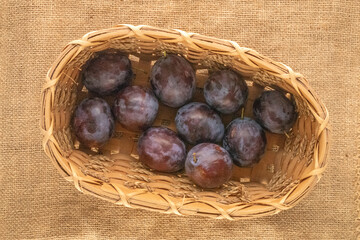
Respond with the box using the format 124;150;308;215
40;24;330;220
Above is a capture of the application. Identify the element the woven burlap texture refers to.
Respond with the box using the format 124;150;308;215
1;1;359;239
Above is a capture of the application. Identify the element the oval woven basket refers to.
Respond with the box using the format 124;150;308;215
40;24;330;220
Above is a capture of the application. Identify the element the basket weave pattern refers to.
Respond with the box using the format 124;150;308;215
40;25;330;219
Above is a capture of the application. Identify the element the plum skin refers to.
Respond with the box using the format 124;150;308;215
137;127;186;172
223;117;266;167
204;70;248;114
150;54;196;108
185;143;233;188
113;86;159;132
82;51;133;96
253;90;297;134
175;102;225;145
72;97;114;148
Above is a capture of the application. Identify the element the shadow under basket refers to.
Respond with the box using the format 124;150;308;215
40;25;330;220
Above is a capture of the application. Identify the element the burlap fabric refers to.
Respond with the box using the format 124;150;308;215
1;1;359;239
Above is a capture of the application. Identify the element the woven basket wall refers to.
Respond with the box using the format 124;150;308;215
40;24;330;220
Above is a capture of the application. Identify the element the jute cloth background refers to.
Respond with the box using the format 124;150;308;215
1;1;359;239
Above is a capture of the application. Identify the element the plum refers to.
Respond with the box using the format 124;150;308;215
223;117;266;167
82;51;133;96
175;102;224;144
185;143;233;188
253;90;297;134
204;70;248;114
137;127;186;172
113;86;159;132
72;97;114;148
150;54;196;108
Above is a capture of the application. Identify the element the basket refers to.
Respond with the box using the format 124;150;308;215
40;24;330;220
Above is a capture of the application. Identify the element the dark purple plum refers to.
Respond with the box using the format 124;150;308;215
150;54;196;108
113;86;159;132
204;70;248;114
223;117;266;167
253;90;297;134
72;97;114;148
83;51;133;96
137;127;186;172
175;102;224;145
185;143;233;188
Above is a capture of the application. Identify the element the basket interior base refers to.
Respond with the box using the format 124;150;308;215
67;51;306;204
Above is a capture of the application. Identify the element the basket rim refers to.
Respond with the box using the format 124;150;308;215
40;24;331;220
